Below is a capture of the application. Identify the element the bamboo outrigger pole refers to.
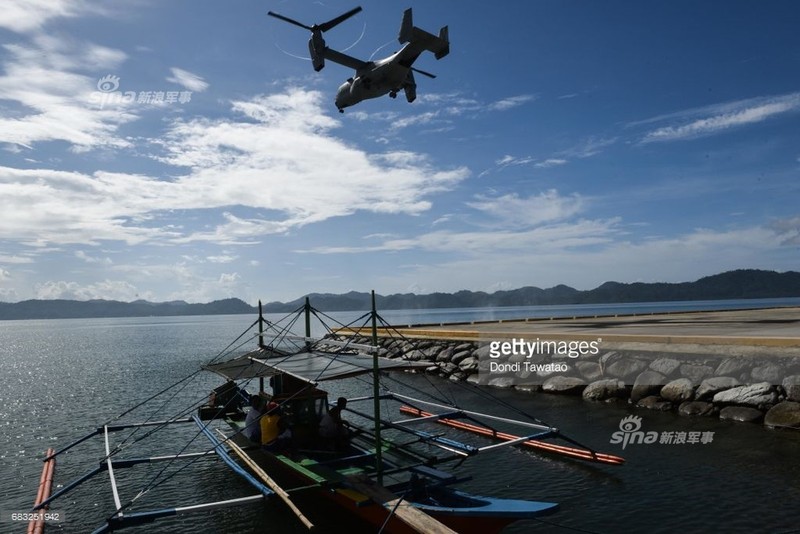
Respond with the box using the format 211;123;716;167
215;430;314;530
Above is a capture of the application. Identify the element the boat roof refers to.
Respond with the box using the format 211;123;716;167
204;347;429;384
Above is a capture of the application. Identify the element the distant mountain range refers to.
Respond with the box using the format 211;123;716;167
1;269;798;320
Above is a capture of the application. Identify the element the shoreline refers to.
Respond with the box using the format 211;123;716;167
336;307;800;430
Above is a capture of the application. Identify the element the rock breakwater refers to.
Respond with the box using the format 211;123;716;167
339;334;800;431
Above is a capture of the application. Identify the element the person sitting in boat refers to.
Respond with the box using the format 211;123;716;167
242;395;263;442
261;401;292;451
319;397;350;450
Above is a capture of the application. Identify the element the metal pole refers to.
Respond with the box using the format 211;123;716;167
304;297;311;351
258;300;264;349
371;290;383;484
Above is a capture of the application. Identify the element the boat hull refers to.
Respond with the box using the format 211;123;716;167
225;431;557;534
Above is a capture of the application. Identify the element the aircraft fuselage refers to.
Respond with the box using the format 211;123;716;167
335;45;422;111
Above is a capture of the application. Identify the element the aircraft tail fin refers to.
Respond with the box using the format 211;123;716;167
398;9;449;60
398;8;413;44
435;26;449;60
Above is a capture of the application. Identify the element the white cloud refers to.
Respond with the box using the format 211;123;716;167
367;224;791;296
467;190;585;228
0;268;10;281
0;0;100;33
219;272;240;285
0;254;34;264
34;279;143;301
561;137;617;159
488;94;536;111
640;92;800;143
207;255;238;264
166;67;209;92
75;250;112;264
0;88;467;247
0;34;135;150
301;217;619;255
534;158;567;168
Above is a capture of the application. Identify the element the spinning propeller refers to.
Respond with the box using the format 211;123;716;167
267;6;363;34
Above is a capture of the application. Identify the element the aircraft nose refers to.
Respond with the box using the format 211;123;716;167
336;81;354;111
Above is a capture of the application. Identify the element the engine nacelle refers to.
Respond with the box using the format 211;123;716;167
308;33;325;72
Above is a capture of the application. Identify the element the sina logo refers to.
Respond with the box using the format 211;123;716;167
609;415;658;450
97;75;120;93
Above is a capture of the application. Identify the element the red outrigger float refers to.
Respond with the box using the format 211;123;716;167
398;406;625;465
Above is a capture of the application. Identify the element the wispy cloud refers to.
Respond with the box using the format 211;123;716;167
356;92;536;131
0;0;103;33
166;67;209;92
467;190;585;228
639;92;800;143
488;94;537;111
534;158;567;168
0;34;135;151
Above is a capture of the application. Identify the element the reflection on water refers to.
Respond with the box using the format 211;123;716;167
1;311;799;533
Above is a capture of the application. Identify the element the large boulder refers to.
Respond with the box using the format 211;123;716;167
488;376;516;388
631;370;667;402
576;361;603;382
783;375;800;402
764;401;800;430
451;350;473;365
473;344;493;360
542;376;586;395
715;357;751;378
606;359;647;382
440;362;458;375
680;364;715;384
649;357;681;377
660;378;695;403
712;382;777;407
636;396;673;411
458;356;479;373
678;401;717;417
435;346;455;363
696;376;741;401
750;363;784;384
582;379;627;401
719;406;764;423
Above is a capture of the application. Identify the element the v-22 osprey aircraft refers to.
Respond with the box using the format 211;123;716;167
267;6;449;112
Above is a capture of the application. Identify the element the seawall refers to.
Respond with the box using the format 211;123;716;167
337;307;800;430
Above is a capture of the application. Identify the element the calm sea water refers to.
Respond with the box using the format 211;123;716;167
2;299;799;533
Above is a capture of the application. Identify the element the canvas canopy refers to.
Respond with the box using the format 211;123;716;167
204;347;428;385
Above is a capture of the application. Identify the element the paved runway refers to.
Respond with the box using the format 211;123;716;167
388;307;800;356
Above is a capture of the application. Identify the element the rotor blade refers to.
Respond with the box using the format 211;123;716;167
318;6;363;33
412;67;436;79
267;11;313;31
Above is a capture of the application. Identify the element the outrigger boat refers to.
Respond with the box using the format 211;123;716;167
29;294;623;533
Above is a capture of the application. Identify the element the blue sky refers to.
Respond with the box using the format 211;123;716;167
0;0;798;304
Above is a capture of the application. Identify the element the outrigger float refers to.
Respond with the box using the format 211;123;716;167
29;294;623;533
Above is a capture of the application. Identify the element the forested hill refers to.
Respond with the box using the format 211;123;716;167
262;269;800;312
1;269;798;319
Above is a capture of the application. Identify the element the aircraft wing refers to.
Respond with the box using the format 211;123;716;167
323;49;369;71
